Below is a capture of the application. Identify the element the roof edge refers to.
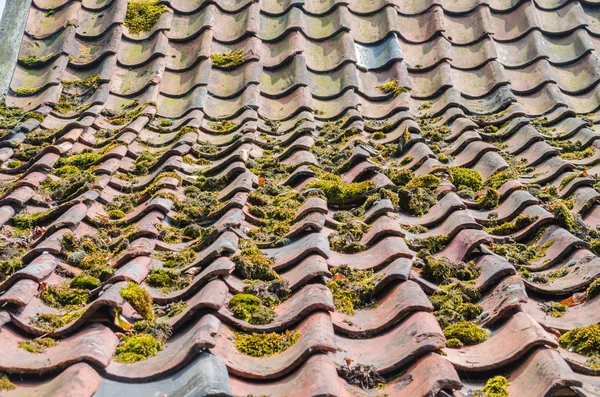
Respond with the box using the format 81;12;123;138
0;0;31;101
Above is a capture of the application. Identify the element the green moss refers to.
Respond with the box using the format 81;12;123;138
375;79;409;97
105;101;150;126
483;215;537;236
40;283;89;309
42;171;98;201
18;337;56;353
0;101;44;129
306;173;375;204
208;119;238;133
476;188;499;209
411;235;449;254
69;275;101;290
484;167;520;189
235;330;299;357
405;174;441;190
443;321;490;346
228;294;276;325
210;49;245;68
113;334;163;363
33;310;84;331
560;325;600;356
548;264;570;280
429;281;481;328
108;209;125;219
540;301;567;317
12;209;52;230
586;278;600;301
18;53;54;67
12;87;43;96
420;256;480;283
446;338;463;348
124;0;167;34
242;279;291;308
132;320;172;342
474;376;509;397
146;269;191;293
329;214;370;253
153;249;196;268
491;240;553;266
0;375;15;391
54;95;91;114
448;167;483;191
326;265;381;315
232;241;278;281
120;281;155;321
549;200;579;234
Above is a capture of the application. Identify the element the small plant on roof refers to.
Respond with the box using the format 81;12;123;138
124;0;167;35
210;49;245;68
120;281;155;321
375;79;409;97
234;330;299;357
113;333;163;363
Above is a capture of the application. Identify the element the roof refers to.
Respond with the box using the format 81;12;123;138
1;0;600;396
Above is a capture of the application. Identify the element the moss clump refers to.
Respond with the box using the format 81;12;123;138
476;188;499;210
586;278;600;301
326;265;381;315
328;213;370;253
484;167;520;190
132;320;172;342
18;53;54;67
108;209;125;219
446;338;463;348
243;279;291;307
231;241;278;281
12;209;52;230
42;171;98;201
429;281;482;328
18;337;56;353
120;281;155;321
0;375;15;391
306;173;375;204
210;49;245;68
69;275;101;290
153;249;196;268
124;0;166;34
483;215;537;236
411;235;449;254
398;174;441;216
40;283;89;309
443;321;490;346
375;79;409;97
491;240;553;266
549;200;580;236
208;119;238;133
559;324;600;356
0;101;44;129
146;269;191;293
474;376;509;397
449;167;483;191
33;310;84;331
169;187;222;226
419;256;480;284
228;294;276;325
540;301;567;317
234;330;299;357
113;334;163;363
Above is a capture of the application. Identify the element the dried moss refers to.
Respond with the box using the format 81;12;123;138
483;215;537;236
306;173;375;204
326;265;381;315
235;330;299;357
231;241;278;281
40;283;89;309
443;321;490;346
113;334;163;363
375;79;409;97
228;294;276;325
0;375;15;391
559;324;600;356
474;376;509;397
18;337;56;353
125;0;167;34
210;50;245;69
120;281;155;321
